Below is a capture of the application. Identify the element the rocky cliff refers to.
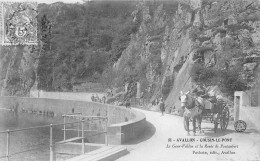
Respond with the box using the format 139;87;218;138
1;0;260;109
0;46;36;96
114;0;260;113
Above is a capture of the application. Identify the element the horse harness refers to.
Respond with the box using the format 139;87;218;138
184;95;203;118
185;95;202;110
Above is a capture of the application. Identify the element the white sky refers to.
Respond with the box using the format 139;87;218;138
2;0;139;4
2;0;86;4
37;0;84;3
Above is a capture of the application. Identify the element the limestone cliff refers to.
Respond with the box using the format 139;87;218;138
1;0;260;105
114;0;260;113
0;46;36;96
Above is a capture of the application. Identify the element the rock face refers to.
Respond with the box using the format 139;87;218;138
2;0;260;107
0;46;36;96
115;0;260;112
244;62;258;71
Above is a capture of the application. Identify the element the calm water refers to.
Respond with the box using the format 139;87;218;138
0;110;78;161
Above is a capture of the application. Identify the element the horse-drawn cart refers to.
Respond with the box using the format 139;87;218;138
180;91;230;135
202;99;230;133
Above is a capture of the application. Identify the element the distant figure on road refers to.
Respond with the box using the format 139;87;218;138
125;99;131;109
102;95;106;103
156;98;159;105
95;94;99;102
152;99;156;106
159;98;165;116
91;94;95;102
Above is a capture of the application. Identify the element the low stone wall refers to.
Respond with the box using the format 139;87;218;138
240;106;260;131
30;90;104;102
107;109;146;144
0;96;146;144
234;91;260;131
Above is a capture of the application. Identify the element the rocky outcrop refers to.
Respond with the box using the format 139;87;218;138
0;46;36;96
114;0;260;112
2;0;260;108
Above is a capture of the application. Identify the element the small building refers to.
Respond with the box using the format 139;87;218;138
234;90;260;131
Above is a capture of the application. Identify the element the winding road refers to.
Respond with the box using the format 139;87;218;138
117;107;260;161
31;92;260;160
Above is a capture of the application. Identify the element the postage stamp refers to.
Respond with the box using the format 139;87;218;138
0;1;37;46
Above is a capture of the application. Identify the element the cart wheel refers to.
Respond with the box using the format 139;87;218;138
220;106;229;131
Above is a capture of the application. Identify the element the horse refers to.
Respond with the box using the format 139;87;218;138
180;91;204;136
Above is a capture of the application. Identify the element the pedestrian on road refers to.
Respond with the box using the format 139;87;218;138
155;98;159;105
91;94;95;102
159;98;165;116
95;94;100;102
125;99;131;109
102;95;106;103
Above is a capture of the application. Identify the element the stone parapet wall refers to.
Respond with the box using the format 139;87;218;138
0;96;146;144
30;90;104;102
240;106;260;131
234;91;260;131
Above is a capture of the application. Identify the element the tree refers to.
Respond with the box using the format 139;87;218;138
37;14;53;91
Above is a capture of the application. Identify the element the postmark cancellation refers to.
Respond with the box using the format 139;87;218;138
0;1;37;46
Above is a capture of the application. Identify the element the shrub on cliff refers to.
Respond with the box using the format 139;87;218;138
196;46;214;54
190;63;217;86
190;62;247;98
226;24;254;33
219;65;247;97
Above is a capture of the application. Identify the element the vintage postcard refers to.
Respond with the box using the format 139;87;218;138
0;1;37;45
0;0;260;161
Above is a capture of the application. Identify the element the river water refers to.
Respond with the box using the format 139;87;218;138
0;110;78;161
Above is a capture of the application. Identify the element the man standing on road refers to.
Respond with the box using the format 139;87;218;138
159;98;165;116
102;95;106;103
91;94;95;101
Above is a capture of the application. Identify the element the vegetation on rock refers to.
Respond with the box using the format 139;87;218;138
1;0;260;111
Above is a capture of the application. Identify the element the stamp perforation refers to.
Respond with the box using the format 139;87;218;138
0;1;38;46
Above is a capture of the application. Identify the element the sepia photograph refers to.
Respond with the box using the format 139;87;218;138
0;0;259;161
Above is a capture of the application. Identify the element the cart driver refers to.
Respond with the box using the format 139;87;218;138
191;83;207;97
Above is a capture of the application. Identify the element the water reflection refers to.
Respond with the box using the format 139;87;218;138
0;110;76;161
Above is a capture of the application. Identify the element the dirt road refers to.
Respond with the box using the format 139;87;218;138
117;107;260;161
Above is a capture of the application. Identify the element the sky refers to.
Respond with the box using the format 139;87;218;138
2;0;137;4
2;0;86;4
2;0;143;4
37;0;84;3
